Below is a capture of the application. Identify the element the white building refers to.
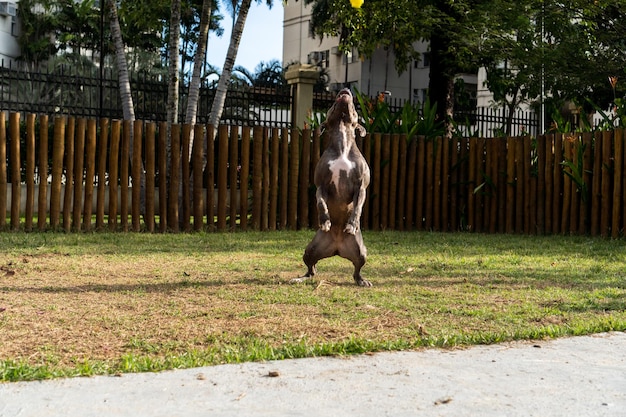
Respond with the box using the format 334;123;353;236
0;1;19;65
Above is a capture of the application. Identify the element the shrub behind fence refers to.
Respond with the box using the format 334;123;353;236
0;112;624;236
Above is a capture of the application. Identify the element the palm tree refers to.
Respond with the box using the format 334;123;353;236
185;0;214;128
207;0;274;127
106;0;135;123
252;60;286;89
167;0;182;128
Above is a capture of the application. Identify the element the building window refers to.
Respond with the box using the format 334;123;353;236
11;16;18;37
308;22;315;39
308;50;329;67
422;52;430;67
413;89;427;103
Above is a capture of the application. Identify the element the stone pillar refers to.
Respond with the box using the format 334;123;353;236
285;64;320;129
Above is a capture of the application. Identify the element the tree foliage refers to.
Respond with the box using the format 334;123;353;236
481;0;626;115
303;0;626;133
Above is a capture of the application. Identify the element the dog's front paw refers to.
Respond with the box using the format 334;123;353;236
344;222;358;235
320;220;331;232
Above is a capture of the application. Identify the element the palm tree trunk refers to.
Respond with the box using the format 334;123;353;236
185;0;213;159
106;0;145;215
106;0;134;122
208;0;252;127
185;0;212;126
167;0;182;128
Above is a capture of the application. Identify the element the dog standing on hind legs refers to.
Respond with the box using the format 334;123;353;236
292;88;372;287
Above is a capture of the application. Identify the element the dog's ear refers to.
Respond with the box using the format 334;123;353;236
355;124;366;138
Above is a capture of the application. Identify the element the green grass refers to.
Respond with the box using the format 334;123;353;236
0;231;625;382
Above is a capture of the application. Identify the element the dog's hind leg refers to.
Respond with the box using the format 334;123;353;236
338;231;371;287
291;230;336;283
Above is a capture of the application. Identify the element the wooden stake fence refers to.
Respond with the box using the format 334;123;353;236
1;112;625;237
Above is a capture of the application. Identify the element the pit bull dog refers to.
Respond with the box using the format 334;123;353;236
293;88;372;287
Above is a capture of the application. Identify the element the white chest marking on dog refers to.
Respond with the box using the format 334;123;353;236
328;152;355;187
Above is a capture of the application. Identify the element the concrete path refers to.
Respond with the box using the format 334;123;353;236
1;332;625;417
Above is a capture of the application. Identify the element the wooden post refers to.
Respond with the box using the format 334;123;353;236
169;124;181;232
496;138;506;233
298;129;311;230
192;124;205;231
73;118;85;231
505;137;516;233
38;115;49;231
514;137;524;233
63;117;75;232
611;129;623;239
251;126;263;230
468;137;478;232
9;113;20;231
288;128;300;230
405;138;417;230
536;135;546;234
552;133;563;234
96;118;109;230
388;134;399;230
449;137;459;231
581;132;593;234
83;119;97;231
622;129;626;238
158;122;168;232
485;138;497;233
25;114;36;231
279;128;289;229
600;130;612;237
109;120;121;231
49;116;66;229
561;135;572;234
523;136;533;234
120;120;131;231
0;112;6;229
205;124;215;230
371;133;382;230
239;127;251;230
440;138;450;231
181;124;191;231
381;134;391;230
145;122;156;232
229;125;239;230
397;135;408;231
216;125;228;231
129;122;143;232
262;128;270;231
590;131;603;235
269;128;279;230
544;134;554;234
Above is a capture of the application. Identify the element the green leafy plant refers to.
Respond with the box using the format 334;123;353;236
353;88;443;139
353;88;397;133
561;135;589;204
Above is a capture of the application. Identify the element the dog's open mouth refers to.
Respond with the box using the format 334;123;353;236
336;88;352;101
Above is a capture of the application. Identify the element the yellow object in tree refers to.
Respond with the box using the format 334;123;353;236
350;0;364;8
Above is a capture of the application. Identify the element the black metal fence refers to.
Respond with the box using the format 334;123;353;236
1;60;539;135
0;60;293;128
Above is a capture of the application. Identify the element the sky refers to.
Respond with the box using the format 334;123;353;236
205;2;284;73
